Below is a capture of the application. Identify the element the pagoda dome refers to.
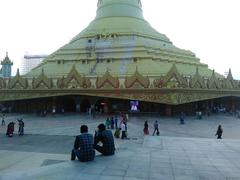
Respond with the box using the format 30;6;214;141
71;0;170;42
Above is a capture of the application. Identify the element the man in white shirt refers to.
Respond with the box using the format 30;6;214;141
121;122;126;139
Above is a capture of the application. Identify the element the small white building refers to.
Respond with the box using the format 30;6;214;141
20;54;48;75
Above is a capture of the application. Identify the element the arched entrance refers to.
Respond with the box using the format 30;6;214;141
80;99;91;113
56;96;76;112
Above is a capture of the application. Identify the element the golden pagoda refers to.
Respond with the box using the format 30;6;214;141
0;0;239;115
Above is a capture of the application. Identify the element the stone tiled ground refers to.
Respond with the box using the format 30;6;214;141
1;113;240;180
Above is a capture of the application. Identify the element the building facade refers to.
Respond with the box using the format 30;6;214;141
0;0;240;115
20;54;48;75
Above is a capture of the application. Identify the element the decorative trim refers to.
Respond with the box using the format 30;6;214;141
125;67;149;88
191;66;205;89
8;69;28;89
32;69;53;89
223;69;237;89
154;77;164;88
155;64;187;88
96;70;119;88
63;65;91;89
208;70;220;89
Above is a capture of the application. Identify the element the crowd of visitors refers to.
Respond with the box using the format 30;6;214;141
1;109;225;164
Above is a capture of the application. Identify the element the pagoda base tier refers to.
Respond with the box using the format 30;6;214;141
1;94;238;116
1;88;240;105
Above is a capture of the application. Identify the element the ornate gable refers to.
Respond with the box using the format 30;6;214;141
63;65;91;89
161;64;187;88
208;70;220;89
8;69;28;89
223;69;237;89
0;78;6;89
191;67;205;89
96;70;119;88
125;67;149;88
32;69;53;89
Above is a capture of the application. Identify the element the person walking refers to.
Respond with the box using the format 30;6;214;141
105;117;110;129
215;125;223;139
1;114;5;126
114;127;120;138
114;116;118;129
18;119;24;136
152;120;159;136
143;120;149;135
110;117;114;129
6;122;15;137
121;122;127;139
180;112;185;124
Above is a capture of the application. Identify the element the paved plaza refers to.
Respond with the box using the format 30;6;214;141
1;113;240;179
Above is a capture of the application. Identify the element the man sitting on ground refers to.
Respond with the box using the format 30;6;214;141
94;123;115;156
71;125;95;162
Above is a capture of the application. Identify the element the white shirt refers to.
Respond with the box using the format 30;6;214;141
121;123;126;132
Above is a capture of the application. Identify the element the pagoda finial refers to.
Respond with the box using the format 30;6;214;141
6;52;8;57
229;68;232;74
96;0;144;20
16;68;20;76
227;68;233;80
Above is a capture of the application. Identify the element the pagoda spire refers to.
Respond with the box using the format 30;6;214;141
1;52;13;65
1;52;13;77
227;68;234;80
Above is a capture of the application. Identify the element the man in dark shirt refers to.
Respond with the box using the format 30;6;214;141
94;123;115;156
71;125;95;162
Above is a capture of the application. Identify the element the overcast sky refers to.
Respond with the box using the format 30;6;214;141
0;0;240;78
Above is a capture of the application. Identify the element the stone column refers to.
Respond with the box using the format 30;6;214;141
231;97;236;115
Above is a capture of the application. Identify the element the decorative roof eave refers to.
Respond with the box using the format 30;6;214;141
208;70;220;89
62;65;91;88
162;64;187;88
64;65;81;85
225;68;238;89
227;69;234;81
8;69;28;89
191;66;205;89
32;69;53;89
125;67;150;88
96;70;119;88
